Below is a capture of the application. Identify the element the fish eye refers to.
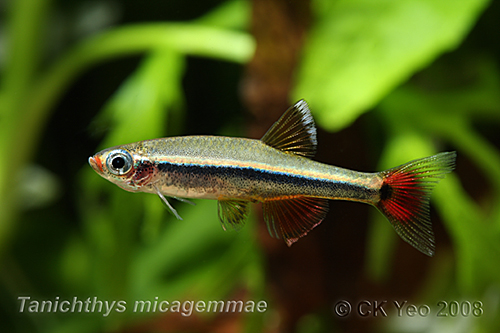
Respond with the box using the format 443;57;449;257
106;150;133;175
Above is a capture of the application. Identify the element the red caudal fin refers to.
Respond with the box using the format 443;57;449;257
376;152;456;256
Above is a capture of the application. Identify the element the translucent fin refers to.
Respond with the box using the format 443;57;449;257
261;100;317;158
154;185;183;220
217;199;249;231
376;151;456;256
262;196;329;246
173;196;195;206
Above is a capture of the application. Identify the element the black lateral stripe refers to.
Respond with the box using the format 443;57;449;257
156;161;372;197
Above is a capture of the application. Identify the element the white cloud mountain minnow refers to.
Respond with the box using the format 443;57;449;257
89;100;456;256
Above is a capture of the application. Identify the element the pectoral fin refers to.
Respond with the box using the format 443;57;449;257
217;199;249;231
263;196;329;246
173;196;195;205
154;185;183;220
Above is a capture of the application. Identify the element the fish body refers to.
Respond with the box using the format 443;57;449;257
89;100;456;256
94;136;381;202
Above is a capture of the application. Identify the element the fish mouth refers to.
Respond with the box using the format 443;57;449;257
88;155;104;175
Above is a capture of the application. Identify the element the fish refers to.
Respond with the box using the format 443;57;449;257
89;100;456;256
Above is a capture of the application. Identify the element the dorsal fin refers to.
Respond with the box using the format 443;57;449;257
261;100;317;158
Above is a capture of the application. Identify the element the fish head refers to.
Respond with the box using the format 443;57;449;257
89;147;153;192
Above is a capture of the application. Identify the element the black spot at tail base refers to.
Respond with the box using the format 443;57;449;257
379;182;393;201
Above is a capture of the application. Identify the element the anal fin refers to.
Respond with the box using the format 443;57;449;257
218;199;249;231
263;196;329;246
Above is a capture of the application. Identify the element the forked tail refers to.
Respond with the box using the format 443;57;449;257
376;151;456;256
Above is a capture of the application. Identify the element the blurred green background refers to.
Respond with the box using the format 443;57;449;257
1;0;500;332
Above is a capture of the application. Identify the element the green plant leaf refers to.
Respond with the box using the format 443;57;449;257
293;0;490;131
92;47;185;147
